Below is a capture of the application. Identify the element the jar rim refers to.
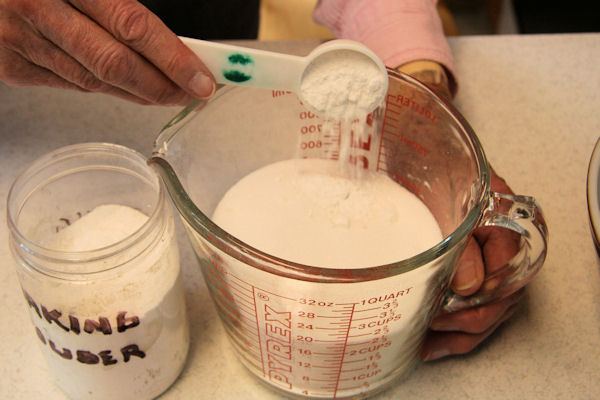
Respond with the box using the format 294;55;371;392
7;142;166;277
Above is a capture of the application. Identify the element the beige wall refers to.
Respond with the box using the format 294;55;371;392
258;0;334;40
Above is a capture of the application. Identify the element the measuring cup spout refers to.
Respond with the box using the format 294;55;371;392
148;98;204;233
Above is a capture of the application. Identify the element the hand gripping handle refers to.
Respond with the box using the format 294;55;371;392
442;192;548;312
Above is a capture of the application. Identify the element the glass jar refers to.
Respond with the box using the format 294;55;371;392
7;143;189;399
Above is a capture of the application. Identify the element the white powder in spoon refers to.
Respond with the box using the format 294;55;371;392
300;49;387;121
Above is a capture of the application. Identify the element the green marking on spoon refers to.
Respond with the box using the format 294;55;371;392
228;53;253;65
223;70;252;82
223;53;255;83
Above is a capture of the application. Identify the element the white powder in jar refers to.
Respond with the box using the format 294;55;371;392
300;49;387;121
43;204;147;251
22;204;189;399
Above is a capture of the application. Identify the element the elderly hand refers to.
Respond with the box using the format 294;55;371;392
0;0;215;105
397;62;528;361
420;170;524;361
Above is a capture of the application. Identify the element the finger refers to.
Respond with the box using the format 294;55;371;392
0;10;154;104
16;0;195;105
421;301;520;361
1;47;155;105
68;0;216;100
490;167;514;195
430;289;524;333
473;225;521;273
472;168;520;275
450;236;485;296
0;47;84;90
0;8;77;88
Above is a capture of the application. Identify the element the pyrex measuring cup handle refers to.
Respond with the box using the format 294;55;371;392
441;192;548;313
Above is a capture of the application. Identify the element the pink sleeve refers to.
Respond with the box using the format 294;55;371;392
313;0;456;83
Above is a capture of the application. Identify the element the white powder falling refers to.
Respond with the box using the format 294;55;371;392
300;49;387;121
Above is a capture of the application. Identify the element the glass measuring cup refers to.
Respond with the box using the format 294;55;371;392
149;69;547;399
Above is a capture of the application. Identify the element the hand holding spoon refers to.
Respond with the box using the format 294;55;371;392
179;36;388;119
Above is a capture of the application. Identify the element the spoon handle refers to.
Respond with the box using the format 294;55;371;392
180;36;306;92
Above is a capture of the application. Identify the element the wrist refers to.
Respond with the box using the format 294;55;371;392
396;60;452;99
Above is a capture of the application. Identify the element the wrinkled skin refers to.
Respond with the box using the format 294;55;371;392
420;171;523;361
0;0;215;105
388;68;528;361
0;0;531;361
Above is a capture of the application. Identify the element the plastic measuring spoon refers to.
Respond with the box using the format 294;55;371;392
179;36;388;117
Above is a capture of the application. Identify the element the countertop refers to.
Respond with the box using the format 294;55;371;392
1;34;599;399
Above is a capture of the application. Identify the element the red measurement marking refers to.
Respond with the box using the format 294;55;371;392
332;303;356;398
338;384;364;390
205;263;225;280
379;150;393;159
385;100;402;112
343;367;367;373
338;387;368;398
354;307;380;313
214;294;241;317
238;325;259;337
250;287;266;377
271;90;292;98
237;306;258;319
321;370;344;375
341;358;367;364
210;282;250;305
227;281;254;298
351;315;379;322
388;93;438;122
348;332;372;338
227;276;297;301
380;140;395;149
384;115;400;125
345;340;373;347
226;290;253;304
382;127;401;137
378;157;393;167
382;114;401;125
